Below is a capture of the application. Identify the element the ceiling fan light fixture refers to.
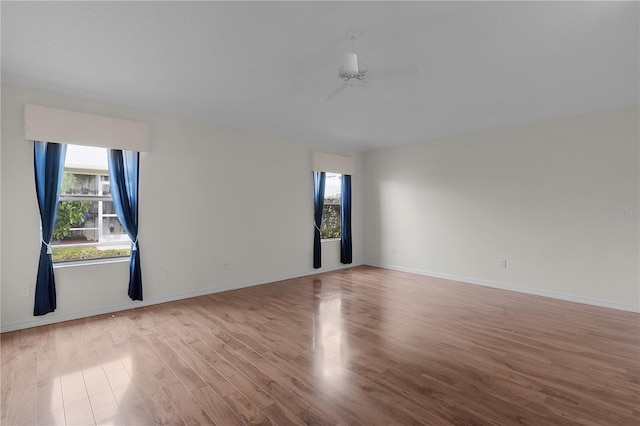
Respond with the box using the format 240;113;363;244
344;52;359;74
327;30;420;102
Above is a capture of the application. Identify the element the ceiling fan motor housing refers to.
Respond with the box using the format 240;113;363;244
338;64;368;82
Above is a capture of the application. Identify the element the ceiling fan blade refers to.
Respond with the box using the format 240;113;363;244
369;63;420;80
325;82;348;101
361;80;397;101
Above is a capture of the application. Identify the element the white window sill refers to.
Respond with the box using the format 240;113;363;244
53;257;130;269
321;238;341;243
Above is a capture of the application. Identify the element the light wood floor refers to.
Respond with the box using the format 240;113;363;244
1;266;638;425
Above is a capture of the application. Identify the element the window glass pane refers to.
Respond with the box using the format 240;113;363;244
101;175;111;196
321;204;341;239
101;216;129;243
321;173;342;239
65;144;108;170
102;201;117;215
324;173;341;203
53;200;98;244
60;173;100;196
52;145;130;263
51;244;130;263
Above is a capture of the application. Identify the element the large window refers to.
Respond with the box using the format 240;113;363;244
321;173;342;239
52;145;130;262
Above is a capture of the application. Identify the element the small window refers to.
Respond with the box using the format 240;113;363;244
321;173;341;239
52;145;131;262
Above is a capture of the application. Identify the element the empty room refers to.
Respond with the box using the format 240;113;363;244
1;1;638;425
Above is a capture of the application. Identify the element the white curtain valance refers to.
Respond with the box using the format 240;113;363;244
24;104;150;152
311;152;354;175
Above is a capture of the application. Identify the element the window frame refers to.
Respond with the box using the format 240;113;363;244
320;172;342;241
51;146;131;264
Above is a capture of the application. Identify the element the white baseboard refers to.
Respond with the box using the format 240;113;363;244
366;262;640;313
0;263;362;333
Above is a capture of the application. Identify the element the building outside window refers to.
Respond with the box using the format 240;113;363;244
52;145;130;262
321;172;342;239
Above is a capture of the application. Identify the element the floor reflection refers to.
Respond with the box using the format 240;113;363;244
312;278;350;389
37;318;134;426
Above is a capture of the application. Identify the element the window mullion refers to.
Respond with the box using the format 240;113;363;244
98;173;103;243
59;195;110;202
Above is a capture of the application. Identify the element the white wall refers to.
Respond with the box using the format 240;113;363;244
1;84;364;331
2;84;637;332
365;106;640;311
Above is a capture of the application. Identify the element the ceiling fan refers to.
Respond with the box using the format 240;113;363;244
326;32;421;101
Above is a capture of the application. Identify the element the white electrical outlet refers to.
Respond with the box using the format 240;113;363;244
499;259;507;269
21;286;30;297
224;262;230;270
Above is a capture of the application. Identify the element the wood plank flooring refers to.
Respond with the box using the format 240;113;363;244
1;266;638;425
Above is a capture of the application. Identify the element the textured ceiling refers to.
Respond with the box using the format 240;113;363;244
2;1;638;151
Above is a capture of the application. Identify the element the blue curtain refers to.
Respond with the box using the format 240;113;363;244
33;141;67;316
340;174;352;264
108;149;142;301
313;171;326;269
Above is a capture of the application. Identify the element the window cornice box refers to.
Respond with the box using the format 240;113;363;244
24;104;150;152
311;152;354;175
